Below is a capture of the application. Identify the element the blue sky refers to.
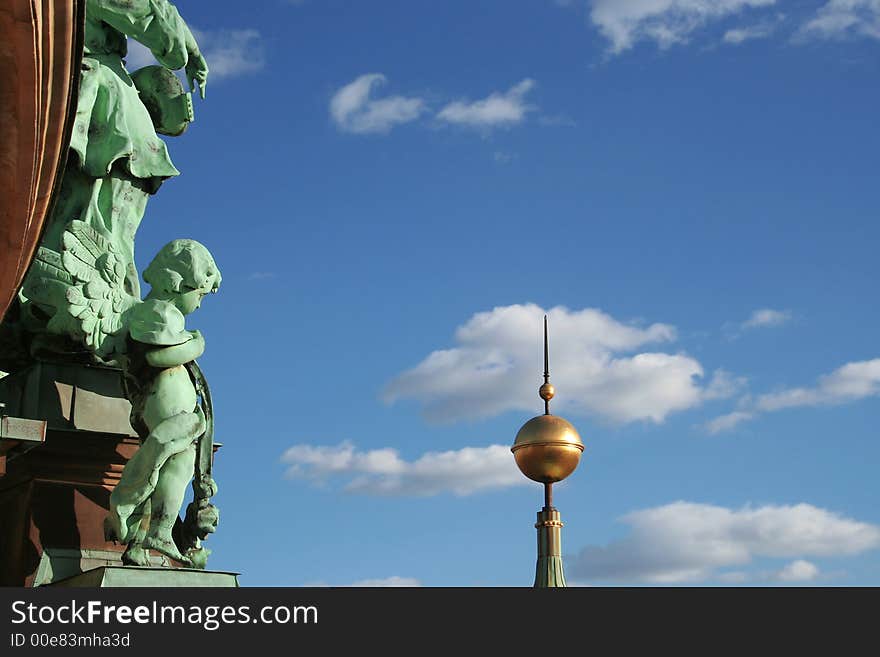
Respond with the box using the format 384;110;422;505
128;0;880;585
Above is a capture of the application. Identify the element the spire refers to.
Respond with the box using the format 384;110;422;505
511;313;585;588
539;315;555;415
544;314;550;384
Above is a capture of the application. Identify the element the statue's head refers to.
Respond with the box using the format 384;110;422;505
144;240;221;315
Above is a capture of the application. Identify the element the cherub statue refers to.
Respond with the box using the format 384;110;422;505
24;221;222;568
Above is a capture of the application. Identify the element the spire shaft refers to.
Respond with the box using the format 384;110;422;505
542;315;551;414
544;482;553;510
543;314;550;385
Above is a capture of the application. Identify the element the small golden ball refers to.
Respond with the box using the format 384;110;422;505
539;383;556;401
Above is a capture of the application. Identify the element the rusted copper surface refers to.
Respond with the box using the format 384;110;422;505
0;0;83;322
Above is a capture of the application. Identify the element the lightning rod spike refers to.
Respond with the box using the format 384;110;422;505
540;314;554;415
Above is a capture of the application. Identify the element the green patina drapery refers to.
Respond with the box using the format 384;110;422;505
34;0;205;303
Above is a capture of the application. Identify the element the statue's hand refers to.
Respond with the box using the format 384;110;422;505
194;475;218;499
143;330;204;368
190;329;205;353
185;51;209;99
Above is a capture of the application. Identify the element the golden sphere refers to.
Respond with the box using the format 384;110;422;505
539;383;555;401
511;414;584;484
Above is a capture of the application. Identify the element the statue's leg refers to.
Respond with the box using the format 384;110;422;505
142;444;197;564
107;410;204;544
120;500;152;567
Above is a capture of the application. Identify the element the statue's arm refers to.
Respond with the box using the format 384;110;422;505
144;330;205;368
88;0;199;73
181;22;209;98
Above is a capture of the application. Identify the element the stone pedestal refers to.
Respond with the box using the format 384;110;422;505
49;565;239;588
0;362;187;586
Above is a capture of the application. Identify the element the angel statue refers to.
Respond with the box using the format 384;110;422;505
24;221;222;568
7;0;209;365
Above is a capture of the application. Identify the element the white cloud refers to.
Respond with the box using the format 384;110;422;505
718;559;821;583
193;29;264;79
384;303;733;425
703;369;747;400
723;22;777;43
569;501;880;584
723;307;792;340
742;308;792;329
798;0;880;41
437;79;536;129
281;442;525;496
589;0;777;55
706;358;880;432
722;11;785;44
125;28;264;80
756;358;880;411
705;410;754;434
775;559;820;582
330;74;426;135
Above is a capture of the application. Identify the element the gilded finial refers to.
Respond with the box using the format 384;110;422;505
512;314;583;484
539;315;555;414
511;314;586;588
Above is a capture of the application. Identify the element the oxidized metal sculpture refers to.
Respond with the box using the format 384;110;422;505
1;0;222;571
25;226;221;567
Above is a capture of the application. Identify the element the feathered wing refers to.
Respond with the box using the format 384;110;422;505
61;220;139;356
26;220;138;357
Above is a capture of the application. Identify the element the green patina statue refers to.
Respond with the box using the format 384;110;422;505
4;0;224;569
25;223;222;567
109;238;221;568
